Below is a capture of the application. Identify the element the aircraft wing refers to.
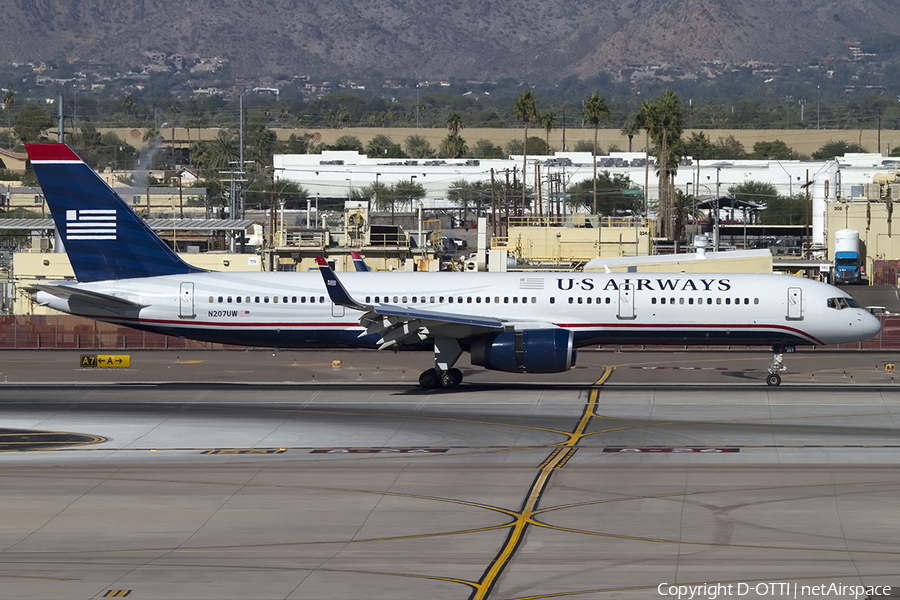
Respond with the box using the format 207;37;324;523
29;283;146;310
315;258;552;349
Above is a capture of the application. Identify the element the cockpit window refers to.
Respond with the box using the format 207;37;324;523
827;297;860;310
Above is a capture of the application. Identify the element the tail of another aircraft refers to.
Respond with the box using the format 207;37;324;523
350;251;372;272
26;143;205;282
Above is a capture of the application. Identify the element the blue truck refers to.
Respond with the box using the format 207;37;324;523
833;229;861;285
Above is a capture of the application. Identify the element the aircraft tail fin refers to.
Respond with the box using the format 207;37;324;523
350;251;372;272
26;143;206;282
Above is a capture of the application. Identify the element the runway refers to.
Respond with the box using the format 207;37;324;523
2;350;900;600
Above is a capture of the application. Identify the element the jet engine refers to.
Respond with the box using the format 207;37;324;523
470;329;576;373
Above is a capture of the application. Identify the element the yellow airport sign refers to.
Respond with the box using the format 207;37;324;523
80;354;131;368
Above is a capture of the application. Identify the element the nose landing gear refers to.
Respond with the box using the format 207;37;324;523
766;345;792;386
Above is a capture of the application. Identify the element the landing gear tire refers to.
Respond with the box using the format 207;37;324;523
766;373;782;387
440;368;463;389
418;368;439;389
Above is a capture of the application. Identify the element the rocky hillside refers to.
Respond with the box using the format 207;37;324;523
1;0;896;81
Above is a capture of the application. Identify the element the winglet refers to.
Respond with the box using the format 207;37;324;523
316;257;368;311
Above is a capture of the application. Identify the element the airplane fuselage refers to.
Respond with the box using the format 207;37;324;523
33;271;881;350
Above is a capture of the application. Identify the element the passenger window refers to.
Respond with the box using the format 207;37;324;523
457;296;463;303
430;296;435;303
227;296;232;303
652;297;657;305
208;296;214;303
688;298;694;305
439;296;444;303
485;297;490;304
449;297;454;303
725;298;731;305
680;298;684;305
707;298;713;305
374;296;379;303
310;297;315;303
568;297;574;304
255;296;260;303
586;297;592;304
744;298;749;305
513;297;519;304
495;297;500;303
476;297;481;303
273;296;279;303
754;298;759;304
264;296;269;303
550;297;556;304
577;297;583;304
283;296;288;303
246;297;250;303
393;296;399;303
531;297;537;303
320;296;325;303
236;297;242;304
467;297;472;303
606;297;611;304
402;296;408;303
716;298;722;305
420;297;425;303
504;297;509;304
301;296;306;303
218;296;224;303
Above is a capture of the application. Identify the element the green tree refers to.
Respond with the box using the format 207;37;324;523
446;111;463;136
650;91;685;239
512;91;539;206
635;100;656;220
728;181;778;207
447;179;492;220
471;139;504;159
812;140;867;160
540;110;557;153
331;135;364;152
583;92;611;213
713;135;747;159
440;133;468;158
621;111;639;153
751;140;793;160
405;134;434;158
365;134;405;158
121;94;135;122
3;90;15;148
573;139;599;153
168;104;180;167
682;132;716;160
568;171;639;217
13;106;53;142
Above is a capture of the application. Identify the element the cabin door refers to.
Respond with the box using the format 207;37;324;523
617;285;636;320
786;287;802;320
179;282;195;319
332;302;345;318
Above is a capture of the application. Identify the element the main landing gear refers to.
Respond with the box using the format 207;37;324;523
766;345;791;386
418;336;465;389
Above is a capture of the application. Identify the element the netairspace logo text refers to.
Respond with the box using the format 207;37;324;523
657;582;892;599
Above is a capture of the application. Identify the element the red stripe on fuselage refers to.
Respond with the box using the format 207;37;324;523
25;143;82;162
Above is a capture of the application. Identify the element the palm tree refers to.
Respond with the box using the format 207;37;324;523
168;104;180;167
3;90;14;149
583;92;610;214
621;112;639;153
635;100;656;222
446;111;463;136
540;110;557;154
513;91;539;207
121;94;135;124
651;91;685;239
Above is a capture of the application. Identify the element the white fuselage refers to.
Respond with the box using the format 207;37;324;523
33;271;881;350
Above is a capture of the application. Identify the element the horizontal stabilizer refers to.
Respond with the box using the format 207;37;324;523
30;284;146;310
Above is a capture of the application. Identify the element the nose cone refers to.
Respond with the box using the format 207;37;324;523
862;311;883;341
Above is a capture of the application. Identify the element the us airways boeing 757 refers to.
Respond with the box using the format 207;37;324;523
26;143;880;388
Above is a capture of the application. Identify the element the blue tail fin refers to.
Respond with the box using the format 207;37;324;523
26;143;206;282
350;251;372;272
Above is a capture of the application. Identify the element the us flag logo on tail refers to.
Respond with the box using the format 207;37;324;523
65;209;117;240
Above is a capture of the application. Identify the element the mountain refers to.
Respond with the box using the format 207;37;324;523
1;0;897;81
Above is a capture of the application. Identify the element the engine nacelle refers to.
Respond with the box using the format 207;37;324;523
470;328;576;373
